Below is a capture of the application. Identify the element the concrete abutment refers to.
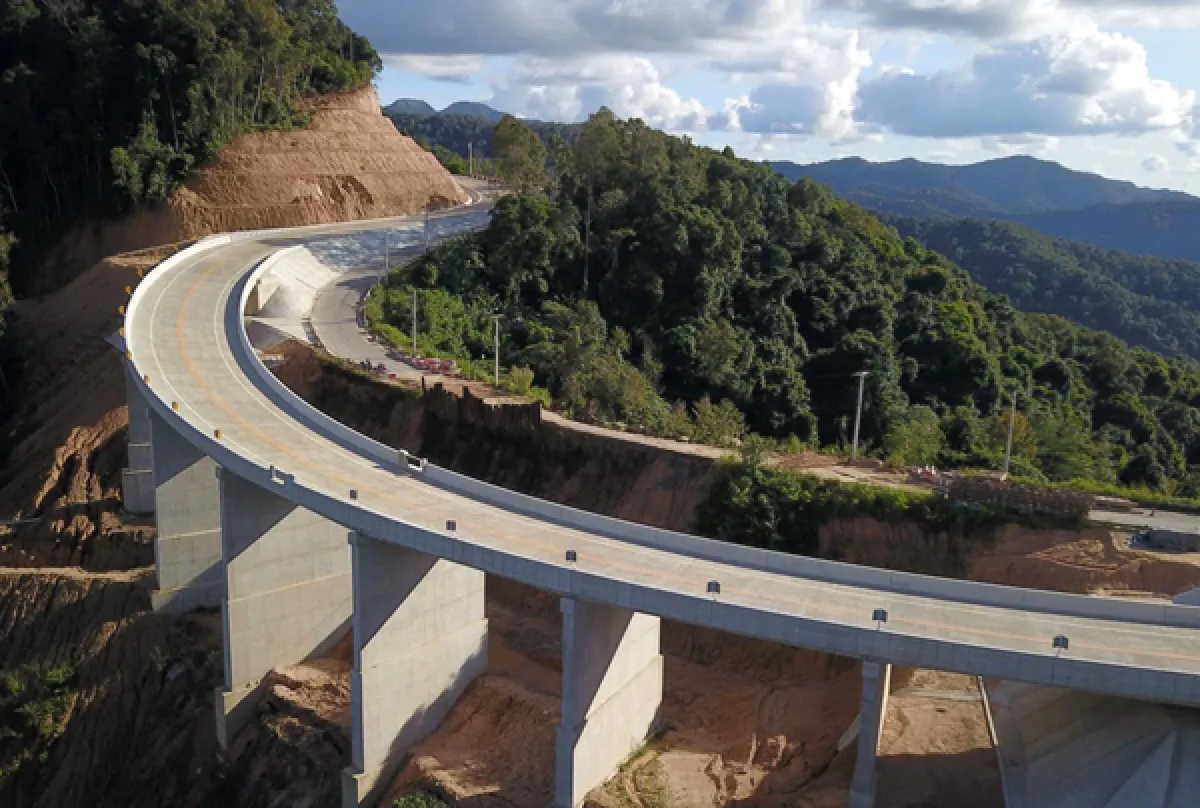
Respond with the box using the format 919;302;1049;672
149;411;223;613
214;472;353;748
341;535;488;808
554;597;664;808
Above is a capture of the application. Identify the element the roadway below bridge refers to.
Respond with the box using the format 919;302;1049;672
121;200;1200;807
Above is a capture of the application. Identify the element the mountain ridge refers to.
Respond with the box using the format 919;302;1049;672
772;155;1192;218
384;98;507;121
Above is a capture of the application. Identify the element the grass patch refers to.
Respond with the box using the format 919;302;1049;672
0;666;77;784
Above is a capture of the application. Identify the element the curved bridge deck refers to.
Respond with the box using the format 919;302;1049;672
123;208;1200;807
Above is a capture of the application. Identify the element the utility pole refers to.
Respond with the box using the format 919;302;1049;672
411;289;418;357
1003;390;1018;478
851;371;869;461
491;314;502;388
423;200;431;253
468;142;474;177
381;227;389;286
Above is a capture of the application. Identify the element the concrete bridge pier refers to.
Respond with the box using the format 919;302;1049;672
342;535;488;807
554;597;663;808
121;366;156;515
149;411;223;613
849;660;893;808
214;471;352;748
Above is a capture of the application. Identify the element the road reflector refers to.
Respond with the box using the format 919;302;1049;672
125;350;133;360
214;429;223;440
707;580;721;595
142;374;150;384
118;305;125;315
446;519;457;531
125;286;132;294
171;401;179;411
350;489;359;500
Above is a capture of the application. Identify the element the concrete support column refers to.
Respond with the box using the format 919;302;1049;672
121;366;155;514
342;536;488;807
555;598;663;808
150;411;223;613
214;472;353;748
849;660;893;808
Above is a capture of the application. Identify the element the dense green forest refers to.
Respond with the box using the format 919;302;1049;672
373;110;1200;495
0;0;380;298
889;216;1200;361
1010;200;1200;264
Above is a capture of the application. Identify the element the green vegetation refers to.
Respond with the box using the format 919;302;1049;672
889;215;1200;361
0;0;380;298
385;111;579;174
0;666;76;782
1010;200;1200;265
696;459;1074;567
374;109;1200;496
493;115;548;191
393;793;446;808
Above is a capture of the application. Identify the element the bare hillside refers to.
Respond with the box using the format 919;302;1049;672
36;86;466;293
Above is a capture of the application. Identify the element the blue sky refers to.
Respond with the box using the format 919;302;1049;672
345;1;1200;193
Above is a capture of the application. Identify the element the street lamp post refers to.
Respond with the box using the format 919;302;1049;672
1003;390;1019;478
491;314;502;388
411;289;418;357
851;371;869;461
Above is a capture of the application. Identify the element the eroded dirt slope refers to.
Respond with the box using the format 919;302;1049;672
34;86;467;294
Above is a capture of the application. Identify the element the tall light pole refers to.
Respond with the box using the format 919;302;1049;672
851;371;869;461
468;142;474;178
491;314;502;387
1003;390;1019;478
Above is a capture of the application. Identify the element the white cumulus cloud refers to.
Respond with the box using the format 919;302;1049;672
857;24;1196;138
490;56;710;130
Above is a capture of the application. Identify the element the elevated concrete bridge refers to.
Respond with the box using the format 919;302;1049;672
120;204;1200;807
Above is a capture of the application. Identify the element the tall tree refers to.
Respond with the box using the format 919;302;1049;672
492;115;547;193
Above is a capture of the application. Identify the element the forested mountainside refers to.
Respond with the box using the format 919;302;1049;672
0;0;380;299
771;156;1190;219
888;216;1200;362
1009;200;1200;263
372;109;1200;494
385;109;580;167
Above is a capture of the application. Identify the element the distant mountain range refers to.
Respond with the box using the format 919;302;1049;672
772;155;1200;263
384;98;507;122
